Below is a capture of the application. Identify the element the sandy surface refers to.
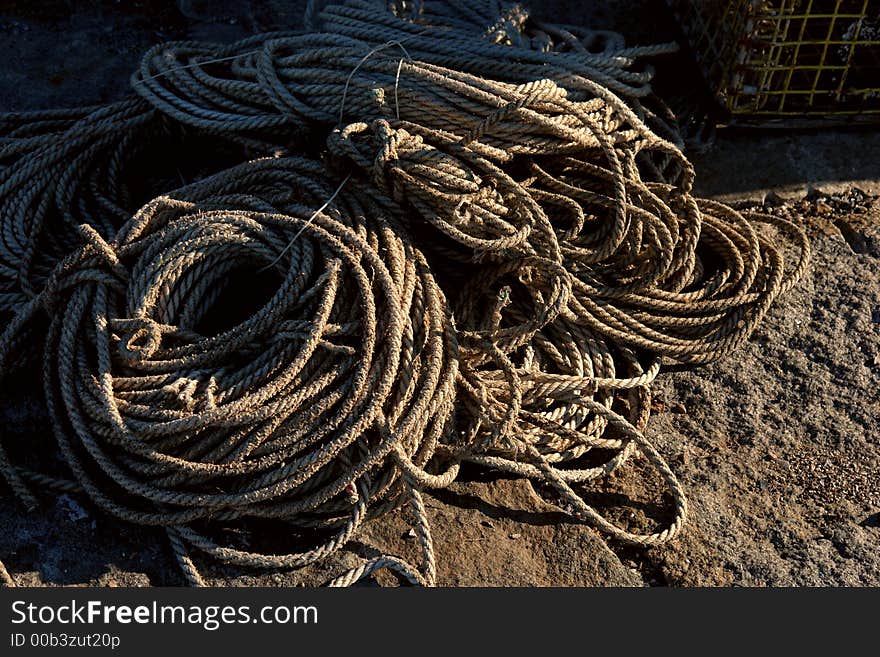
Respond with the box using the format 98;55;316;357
1;1;878;587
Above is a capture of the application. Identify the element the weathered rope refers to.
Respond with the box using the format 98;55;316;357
525;158;811;363
313;0;679;99
0;99;155;314
0;99;263;320
0;156;458;585
132;35;643;156
313;0;687;159
0;0;811;586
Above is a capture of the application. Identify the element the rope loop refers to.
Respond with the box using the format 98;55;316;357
0;0;811;587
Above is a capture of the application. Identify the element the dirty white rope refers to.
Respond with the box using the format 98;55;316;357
0;0;811;585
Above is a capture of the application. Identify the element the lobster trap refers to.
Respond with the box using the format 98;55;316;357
669;0;880;125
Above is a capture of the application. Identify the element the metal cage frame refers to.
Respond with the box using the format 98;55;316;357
669;0;880;124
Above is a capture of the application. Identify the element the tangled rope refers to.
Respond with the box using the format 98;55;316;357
1;156;457;586
0;0;810;586
0;99;266;321
133;35;636;154
312;0;679;98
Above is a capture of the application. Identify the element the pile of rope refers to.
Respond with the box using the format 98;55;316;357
0;0;809;587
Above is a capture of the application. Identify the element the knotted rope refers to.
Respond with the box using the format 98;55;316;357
0;0;811;586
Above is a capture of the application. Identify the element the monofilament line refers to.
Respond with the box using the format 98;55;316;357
137;51;261;82
339;40;414;127
259;173;352;273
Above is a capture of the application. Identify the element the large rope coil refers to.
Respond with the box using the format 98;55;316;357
0;156;459;585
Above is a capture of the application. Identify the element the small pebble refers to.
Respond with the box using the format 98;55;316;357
763;191;785;207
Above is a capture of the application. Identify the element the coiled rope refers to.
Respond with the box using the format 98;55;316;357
1;157;458;586
0;98;263;320
0;0;810;586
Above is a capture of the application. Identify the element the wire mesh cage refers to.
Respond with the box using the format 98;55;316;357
669;0;880;124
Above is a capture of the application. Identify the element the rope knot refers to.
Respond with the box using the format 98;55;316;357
371;119;420;196
162;374;218;412
326;121;372;169
115;316;165;363
485;3;531;47
327;119;422;203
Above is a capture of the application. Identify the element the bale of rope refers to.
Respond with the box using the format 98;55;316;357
323;115;809;364
128;16;708;295
521;154;810;363
0;100;152;314
0;155;459;586
132;35;645;157
310;0;678;99
327;117;684;545
131;0;684;162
